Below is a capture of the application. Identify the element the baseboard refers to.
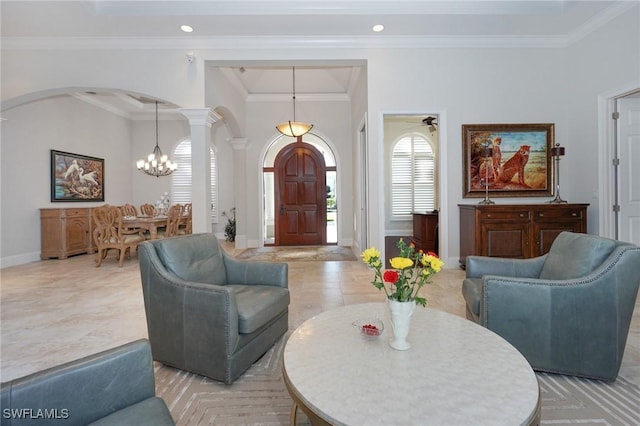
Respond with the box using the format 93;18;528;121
1;251;41;269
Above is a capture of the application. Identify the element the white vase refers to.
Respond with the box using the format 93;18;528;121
387;299;416;351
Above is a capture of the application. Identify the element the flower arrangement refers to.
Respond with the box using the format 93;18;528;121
361;238;444;307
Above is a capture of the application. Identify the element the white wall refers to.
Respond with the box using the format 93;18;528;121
365;47;568;265
564;7;640;235
0;97;133;266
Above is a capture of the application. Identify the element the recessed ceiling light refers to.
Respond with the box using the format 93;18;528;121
180;25;194;33
372;24;384;33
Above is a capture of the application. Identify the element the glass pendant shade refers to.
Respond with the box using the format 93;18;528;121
276;66;313;137
276;121;314;137
137;100;177;177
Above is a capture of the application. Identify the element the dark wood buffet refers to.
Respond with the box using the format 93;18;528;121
458;203;588;268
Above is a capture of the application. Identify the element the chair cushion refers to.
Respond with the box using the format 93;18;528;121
153;234;227;285
88;397;175;426
227;285;290;334
540;232;616;280
462;278;483;316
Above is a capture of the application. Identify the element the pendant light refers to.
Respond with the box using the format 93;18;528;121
136;100;177;177
276;66;313;137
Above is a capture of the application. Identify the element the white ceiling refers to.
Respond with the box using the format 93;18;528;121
2;1;629;38
2;1;634;118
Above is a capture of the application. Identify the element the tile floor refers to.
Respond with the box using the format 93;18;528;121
1;241;638;387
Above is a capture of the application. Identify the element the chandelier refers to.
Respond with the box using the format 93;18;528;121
136;100;177;177
276;66;313;137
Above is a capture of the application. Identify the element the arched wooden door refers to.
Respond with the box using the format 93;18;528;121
274;138;327;245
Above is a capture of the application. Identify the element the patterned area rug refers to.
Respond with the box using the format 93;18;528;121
235;246;357;262
154;334;640;425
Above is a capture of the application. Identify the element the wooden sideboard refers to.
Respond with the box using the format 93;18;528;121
458;203;588;269
412;212;439;254
41;208;95;259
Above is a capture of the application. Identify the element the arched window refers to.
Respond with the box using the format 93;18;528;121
391;134;435;218
171;139;218;221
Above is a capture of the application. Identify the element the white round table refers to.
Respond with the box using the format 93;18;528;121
283;303;540;425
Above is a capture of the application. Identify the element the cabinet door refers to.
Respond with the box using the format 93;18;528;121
66;216;90;252
532;207;586;256
532;221;583;256
480;221;529;259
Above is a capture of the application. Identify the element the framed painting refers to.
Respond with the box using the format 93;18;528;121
462;123;554;198
51;150;104;202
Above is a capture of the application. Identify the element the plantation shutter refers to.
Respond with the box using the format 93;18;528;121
391;135;435;219
171;140;218;221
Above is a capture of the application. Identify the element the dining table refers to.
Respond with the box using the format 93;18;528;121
122;215;167;240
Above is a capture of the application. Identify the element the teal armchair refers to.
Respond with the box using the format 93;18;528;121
138;233;289;384
462;232;640;381
0;339;174;426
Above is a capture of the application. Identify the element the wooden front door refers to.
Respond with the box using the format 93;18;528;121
274;139;327;245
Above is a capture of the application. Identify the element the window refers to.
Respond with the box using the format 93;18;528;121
171;139;218;221
391;135;435;218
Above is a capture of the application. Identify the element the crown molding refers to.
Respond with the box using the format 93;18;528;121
71;93;131;119
565;1;637;46
2;34;572;51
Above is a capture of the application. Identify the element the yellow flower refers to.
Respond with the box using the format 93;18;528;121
429;257;444;272
421;254;443;272
389;257;413;269
361;247;381;264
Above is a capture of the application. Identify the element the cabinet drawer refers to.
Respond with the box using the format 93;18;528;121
480;210;530;220
64;208;89;217
533;208;583;220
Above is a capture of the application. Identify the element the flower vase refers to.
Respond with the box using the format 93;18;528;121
387;299;416;351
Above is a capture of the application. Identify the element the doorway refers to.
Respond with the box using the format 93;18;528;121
615;91;640;244
263;133;338;246
600;86;640;245
274;138;327;245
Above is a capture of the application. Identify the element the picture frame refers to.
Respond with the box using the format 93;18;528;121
462;123;554;198
51;150;104;202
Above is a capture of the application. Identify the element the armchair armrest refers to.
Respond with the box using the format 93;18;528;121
466;255;546;279
0;340;157;426
223;253;288;288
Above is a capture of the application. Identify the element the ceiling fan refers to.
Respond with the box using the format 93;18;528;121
422;116;438;133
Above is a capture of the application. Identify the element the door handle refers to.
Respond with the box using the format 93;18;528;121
280;204;285;215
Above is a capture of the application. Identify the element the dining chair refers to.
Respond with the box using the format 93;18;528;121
157;204;185;239
179;203;192;234
140;203;155;216
120;203;138;218
92;205;146;267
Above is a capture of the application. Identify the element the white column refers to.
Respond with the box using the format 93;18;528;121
180;108;221;233
228;138;248;249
